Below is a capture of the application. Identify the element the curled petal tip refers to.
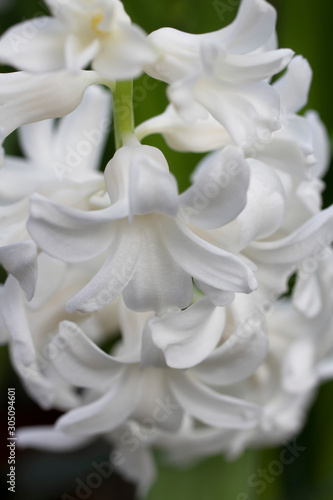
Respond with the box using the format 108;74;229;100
248;275;258;292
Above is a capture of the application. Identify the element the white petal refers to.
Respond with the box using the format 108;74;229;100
0;157;44;203
129;150;179;220
212;0;277;53
193;309;268;386
169;372;261;429
66;225;141;313
0;197;29;232
116;300;149;362
28;193;124;263
195;79;280;148
160;427;232;464
274;56;312;114
237;159;286;248
136;104;231;153
123;222;193;314
282;339;317;393
2;276;34;368
0;70;101;163
292;272;322;318
51;85;112;176
306;110;330;178
296;179;324;217
0;241;37;301
0;286;9;345
56;367;142;435
278;115;314;157
215;49;293;84
255;126;312;179
167;75;209;122
179;145;250;229
147;0;277;81
146;28;201;83
115;444;156;499
2;277;55;409
17;426;92;452
28;253;66;310
0;18;67;71
44;0;93;20
93;23;157;80
247;204;333;265
132;370;184;433
51;321;126;390
142;299;225;369
104;142;171;208
19;120;54;165
194;280;235;307
65;36;100;72
163;219;257;294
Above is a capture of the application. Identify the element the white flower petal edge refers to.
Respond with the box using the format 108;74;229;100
163;219;257;296
236;159;286;249
27;194;127;263
135;104;231;153
0;86;110;209
274;55;312;115
28;142;257;314
0;241;37;301
192;294;269;386
1;276;59;409
146;0;293;147
179;146;250;229
55;367;144;435
50;321;126;391
247;205;333;265
168;371;261;429
42;84;112;179
141;298;226;369
17;426;92;452
0;0;157;79
0;70;102;165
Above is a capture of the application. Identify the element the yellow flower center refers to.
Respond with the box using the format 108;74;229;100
91;12;108;36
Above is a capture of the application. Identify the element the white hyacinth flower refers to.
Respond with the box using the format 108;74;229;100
46;301;263;436
0;85;110;300
0;252;120;410
145;0;294;148
0;84;111;204
0;0;331;495
156;256;333;465
27;139;257;315
0;0;157;79
0;70;103;165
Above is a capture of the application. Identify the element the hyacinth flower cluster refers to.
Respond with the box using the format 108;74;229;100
0;0;333;496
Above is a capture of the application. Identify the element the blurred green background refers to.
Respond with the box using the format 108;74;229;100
1;0;333;499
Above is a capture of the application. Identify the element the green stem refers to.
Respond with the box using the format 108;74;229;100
113;80;135;150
